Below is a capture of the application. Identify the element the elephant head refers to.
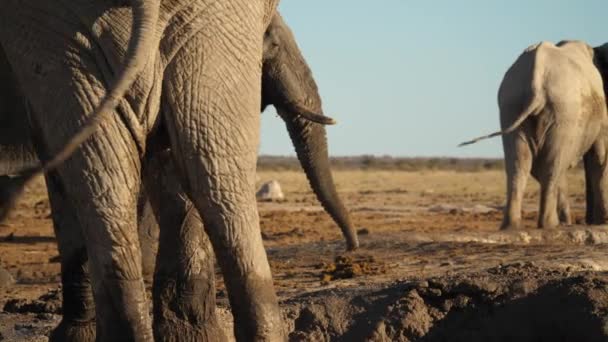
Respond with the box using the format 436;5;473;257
261;14;359;250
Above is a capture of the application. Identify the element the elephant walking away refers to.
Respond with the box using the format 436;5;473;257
460;40;608;230
0;0;284;340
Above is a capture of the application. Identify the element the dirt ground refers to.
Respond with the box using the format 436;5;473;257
1;169;608;341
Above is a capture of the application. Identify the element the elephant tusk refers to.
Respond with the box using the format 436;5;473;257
298;111;337;125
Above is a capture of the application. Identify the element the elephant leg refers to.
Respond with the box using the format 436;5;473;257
584;151;596;224
538;179;560;229
557;177;572;225
501;133;532;230
47;130;151;341
163;27;283;342
142;147;224;342
0;5;153;340
584;143;608;224
44;172;96;342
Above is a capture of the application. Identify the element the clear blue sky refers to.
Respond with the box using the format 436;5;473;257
259;1;607;157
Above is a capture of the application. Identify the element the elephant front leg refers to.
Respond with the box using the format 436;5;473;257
501;133;532;230
143;148;225;342
163;19;284;341
45;173;95;342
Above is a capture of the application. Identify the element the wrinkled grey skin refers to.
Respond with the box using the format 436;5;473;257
0;1;284;341
461;40;608;230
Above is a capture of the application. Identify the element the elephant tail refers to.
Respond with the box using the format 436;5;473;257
0;1;160;221
458;95;544;147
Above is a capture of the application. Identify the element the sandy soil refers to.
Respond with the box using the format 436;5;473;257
1;169;607;341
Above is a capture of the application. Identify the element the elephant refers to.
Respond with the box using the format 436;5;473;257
460;40;608;230
0;0;288;340
0;8;358;340
0;11;358;274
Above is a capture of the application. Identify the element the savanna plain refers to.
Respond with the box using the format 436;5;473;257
1;157;607;341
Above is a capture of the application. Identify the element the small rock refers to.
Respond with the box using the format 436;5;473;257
256;180;285;202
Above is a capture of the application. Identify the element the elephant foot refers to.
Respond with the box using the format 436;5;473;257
558;212;572;226
537;220;558;229
154;319;226;342
49;319;95;342
538;214;559;229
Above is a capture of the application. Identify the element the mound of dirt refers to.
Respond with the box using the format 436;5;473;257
284;263;608;341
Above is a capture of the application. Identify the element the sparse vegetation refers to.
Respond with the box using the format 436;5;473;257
258;155;506;172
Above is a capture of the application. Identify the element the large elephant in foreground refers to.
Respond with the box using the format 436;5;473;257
460;40;608;230
0;14;358;340
0;10;358;268
0;0;286;340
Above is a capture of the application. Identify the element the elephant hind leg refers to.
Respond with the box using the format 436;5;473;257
49;122;152;342
142;147;224;342
162;26;283;341
44;173;96;342
501;132;532;230
538;175;561;229
535;151;564;229
557;177;572;225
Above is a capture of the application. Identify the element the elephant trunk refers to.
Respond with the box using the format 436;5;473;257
280;112;359;250
262;13;357;250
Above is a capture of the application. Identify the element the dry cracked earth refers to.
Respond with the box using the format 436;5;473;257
0;169;607;341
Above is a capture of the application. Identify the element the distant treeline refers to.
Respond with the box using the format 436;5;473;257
257;155;509;172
